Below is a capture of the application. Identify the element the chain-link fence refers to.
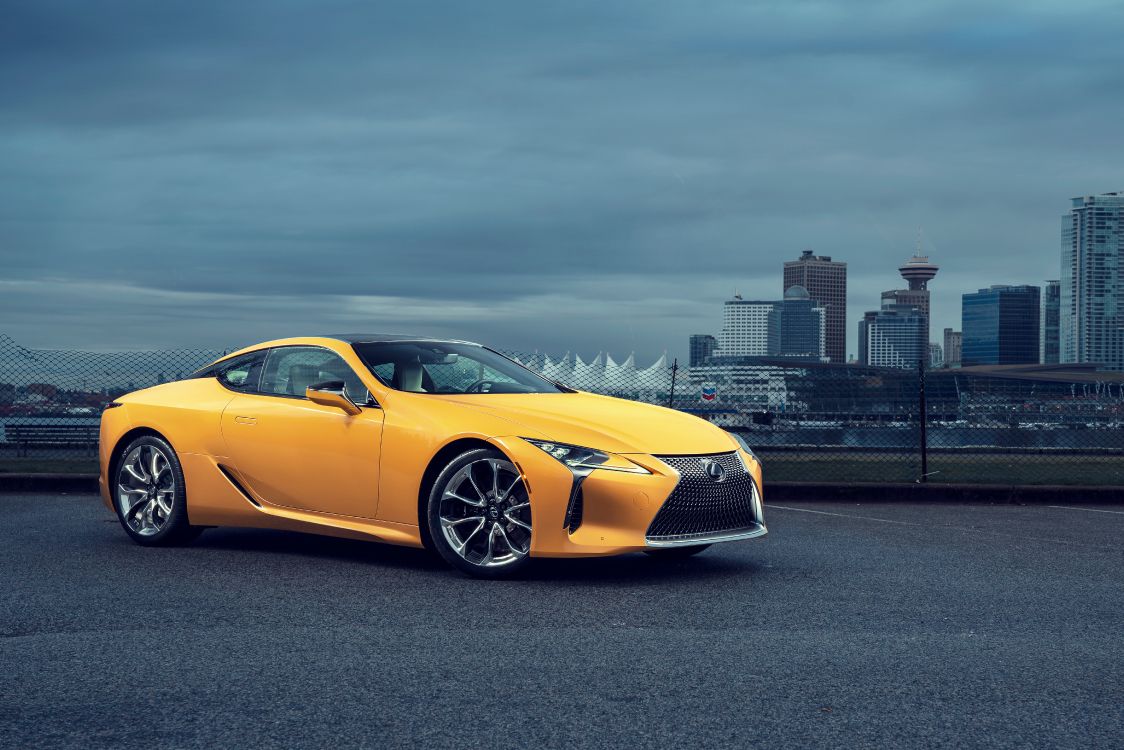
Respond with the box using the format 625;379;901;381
3;334;1123;486
508;352;1124;486
0;335;232;472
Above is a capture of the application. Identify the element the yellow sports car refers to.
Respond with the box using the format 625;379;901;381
99;335;767;577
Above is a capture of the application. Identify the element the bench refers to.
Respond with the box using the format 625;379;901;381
6;423;100;456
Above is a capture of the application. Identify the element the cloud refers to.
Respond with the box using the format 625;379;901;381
2;0;1122;360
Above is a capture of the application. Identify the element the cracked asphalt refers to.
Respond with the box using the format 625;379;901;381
1;494;1121;749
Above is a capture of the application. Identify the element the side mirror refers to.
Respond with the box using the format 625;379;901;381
306;380;362;415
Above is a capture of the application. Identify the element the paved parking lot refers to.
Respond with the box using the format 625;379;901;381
1;494;1121;749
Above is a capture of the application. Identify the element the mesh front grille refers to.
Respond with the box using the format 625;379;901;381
646;452;761;543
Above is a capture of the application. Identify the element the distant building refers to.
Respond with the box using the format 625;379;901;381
716;299;775;358
943;328;962;367
689;334;718;367
714;288;826;361
858;302;926;369
1061;193;1124;370
929;343;943;368
962;285;1041;366
882;254;939;358
776;286;827;359
1041;280;1060;364
783;250;847;363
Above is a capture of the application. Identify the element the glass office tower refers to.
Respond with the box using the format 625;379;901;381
962;285;1041;366
689;334;718;367
1041;280;1060;364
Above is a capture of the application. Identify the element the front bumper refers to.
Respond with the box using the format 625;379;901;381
490;437;767;558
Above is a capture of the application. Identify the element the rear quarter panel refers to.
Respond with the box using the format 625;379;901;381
100;378;236;511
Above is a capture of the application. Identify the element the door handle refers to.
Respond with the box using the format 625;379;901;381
234;416;257;425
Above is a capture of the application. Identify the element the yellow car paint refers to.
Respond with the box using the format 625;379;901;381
99;336;764;558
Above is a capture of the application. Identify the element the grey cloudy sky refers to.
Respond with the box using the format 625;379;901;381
2;0;1122;362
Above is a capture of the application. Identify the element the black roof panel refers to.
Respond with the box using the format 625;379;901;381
320;333;480;345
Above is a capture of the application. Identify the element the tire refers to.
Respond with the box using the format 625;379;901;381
112;435;201;546
643;544;711;559
426;448;532;579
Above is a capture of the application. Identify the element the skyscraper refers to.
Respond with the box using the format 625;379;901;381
783;250;846;363
858;302;926;369
943;328;962;367
962;285;1041;366
1041;280;1060;364
1061;193;1124;370
688;334;718;367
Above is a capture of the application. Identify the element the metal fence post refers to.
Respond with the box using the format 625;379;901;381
668;358;678;409
918;357;928;483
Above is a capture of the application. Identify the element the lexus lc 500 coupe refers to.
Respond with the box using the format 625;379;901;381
99;335;767;577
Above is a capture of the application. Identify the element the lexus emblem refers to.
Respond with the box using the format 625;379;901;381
701;458;727;483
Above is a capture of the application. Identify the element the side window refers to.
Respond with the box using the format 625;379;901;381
369;362;395;384
260;347;368;404
217;351;267;392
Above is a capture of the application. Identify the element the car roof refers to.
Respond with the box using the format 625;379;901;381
319;333;481;346
201;333;484;372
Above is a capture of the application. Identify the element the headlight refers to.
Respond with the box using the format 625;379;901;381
522;438;650;474
729;431;759;462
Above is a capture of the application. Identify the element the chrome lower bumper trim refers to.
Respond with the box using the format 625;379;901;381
645;523;768;547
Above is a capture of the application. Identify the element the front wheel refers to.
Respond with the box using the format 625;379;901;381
426;448;533;578
113;435;201;546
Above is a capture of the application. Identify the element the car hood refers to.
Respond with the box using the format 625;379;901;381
434;391;736;455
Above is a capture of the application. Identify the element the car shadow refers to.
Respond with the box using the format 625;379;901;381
516;552;761;585
190;527;445;571
187;527;762;584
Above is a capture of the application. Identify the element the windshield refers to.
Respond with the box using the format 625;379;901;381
352;341;564;395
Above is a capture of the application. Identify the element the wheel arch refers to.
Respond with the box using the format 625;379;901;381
106;426;174;494
416;437;502;550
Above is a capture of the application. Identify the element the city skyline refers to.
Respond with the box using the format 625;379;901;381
697;202;1122;371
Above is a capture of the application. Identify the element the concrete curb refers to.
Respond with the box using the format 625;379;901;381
2;473;1122;503
0;474;99;493
766;481;1124;504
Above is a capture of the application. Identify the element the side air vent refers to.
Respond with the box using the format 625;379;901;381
217;463;261;507
563;485;584;533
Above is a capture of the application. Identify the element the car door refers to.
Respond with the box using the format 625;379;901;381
219;345;384;518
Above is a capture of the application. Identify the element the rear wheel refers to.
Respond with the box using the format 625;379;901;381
426;448;532;578
113;435;201;546
644;544;711;559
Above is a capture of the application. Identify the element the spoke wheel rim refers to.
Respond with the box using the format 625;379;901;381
116;444;175;537
439;458;531;568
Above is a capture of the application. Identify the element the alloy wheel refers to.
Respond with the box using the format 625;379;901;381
116;443;175;537
438;457;531;568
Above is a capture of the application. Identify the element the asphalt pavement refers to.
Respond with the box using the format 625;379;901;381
1;494;1121;749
